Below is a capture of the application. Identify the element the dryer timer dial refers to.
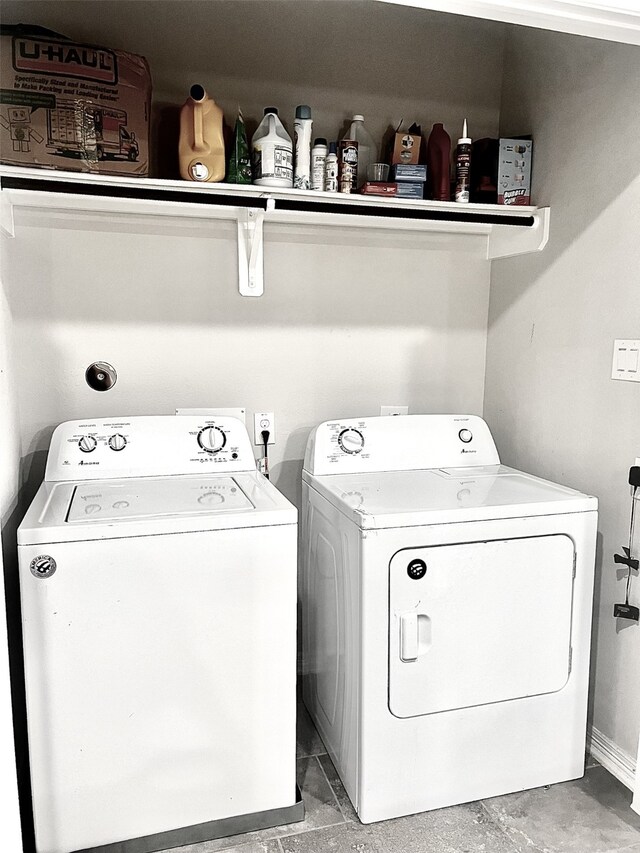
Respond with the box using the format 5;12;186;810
338;428;365;455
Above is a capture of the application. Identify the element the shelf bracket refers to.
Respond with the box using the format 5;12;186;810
237;204;271;297
0;192;15;238
486;206;550;260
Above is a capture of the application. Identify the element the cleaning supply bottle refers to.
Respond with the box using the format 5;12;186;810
454;119;472;203
294;105;313;190
426;122;451;201
178;84;226;182
311;138;328;191
325;141;338;192
344;115;376;188
251;108;294;188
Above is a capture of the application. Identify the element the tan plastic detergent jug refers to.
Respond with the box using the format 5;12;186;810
179;84;225;182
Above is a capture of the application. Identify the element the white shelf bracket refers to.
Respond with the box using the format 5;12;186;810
0;192;15;238
486;206;550;260
237;204;271;297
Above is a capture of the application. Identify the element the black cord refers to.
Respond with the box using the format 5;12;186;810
626;485;638;606
261;429;270;479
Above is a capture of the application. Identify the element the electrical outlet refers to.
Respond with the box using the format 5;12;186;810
380;406;409;417
254;412;275;445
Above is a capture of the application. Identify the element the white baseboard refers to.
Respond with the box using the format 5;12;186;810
588;726;636;791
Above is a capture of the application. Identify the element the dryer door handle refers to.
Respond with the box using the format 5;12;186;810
399;613;432;662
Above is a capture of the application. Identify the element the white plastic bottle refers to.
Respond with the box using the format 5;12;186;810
344;115;377;188
311;137;328;191
324;142;338;192
251;107;293;187
294;105;313;190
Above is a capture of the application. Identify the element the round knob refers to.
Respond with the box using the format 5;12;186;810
78;435;97;453
108;433;127;452
197;426;226;454
338;428;365;455
458;429;473;443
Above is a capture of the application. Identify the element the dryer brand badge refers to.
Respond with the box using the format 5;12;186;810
30;555;57;579
12;37;118;85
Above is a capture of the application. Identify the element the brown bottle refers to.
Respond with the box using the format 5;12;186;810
426;123;451;201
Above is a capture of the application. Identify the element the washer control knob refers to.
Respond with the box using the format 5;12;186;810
108;433;127;452
78;435;97;453
197;426;226;454
338;428;365;455
458;429;473;443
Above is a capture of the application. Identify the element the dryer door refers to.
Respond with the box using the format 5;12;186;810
388;535;575;718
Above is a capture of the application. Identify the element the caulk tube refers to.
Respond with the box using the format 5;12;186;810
454;118;472;203
294;105;313;190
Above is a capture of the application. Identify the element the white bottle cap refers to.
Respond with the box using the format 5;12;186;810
458;118;471;145
352;114;365;122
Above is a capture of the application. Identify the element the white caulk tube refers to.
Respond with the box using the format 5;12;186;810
294;105;313;190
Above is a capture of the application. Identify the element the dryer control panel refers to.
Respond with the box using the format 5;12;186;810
45;416;257;481
304;414;500;475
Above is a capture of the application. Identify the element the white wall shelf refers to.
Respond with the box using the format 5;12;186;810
378;0;640;46
0;166;550;296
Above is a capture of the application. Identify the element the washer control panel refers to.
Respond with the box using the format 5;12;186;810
45;416;256;481
304;414;500;475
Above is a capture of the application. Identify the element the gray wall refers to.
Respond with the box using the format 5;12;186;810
484;26;640;758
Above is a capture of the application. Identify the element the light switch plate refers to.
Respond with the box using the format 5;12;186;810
611;340;640;382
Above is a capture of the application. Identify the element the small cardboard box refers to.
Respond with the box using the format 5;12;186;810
361;182;397;196
391;131;421;165
391;164;427;182
395;181;424;199
498;138;532;205
0;25;151;176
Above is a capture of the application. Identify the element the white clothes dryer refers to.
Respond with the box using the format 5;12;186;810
301;414;597;824
18;415;302;853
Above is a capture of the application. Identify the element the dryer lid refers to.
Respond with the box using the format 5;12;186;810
303;465;597;529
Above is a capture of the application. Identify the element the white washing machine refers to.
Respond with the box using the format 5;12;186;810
18;415;302;853
301;414;598;824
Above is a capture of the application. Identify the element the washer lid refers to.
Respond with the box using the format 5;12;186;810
303;465;597;528
67;476;253;523
18;471;297;545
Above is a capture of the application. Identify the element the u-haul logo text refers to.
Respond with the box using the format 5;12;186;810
13;38;118;85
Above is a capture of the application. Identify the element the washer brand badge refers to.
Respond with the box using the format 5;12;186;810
30;555;57;579
461;448;476;454
13;37;118;85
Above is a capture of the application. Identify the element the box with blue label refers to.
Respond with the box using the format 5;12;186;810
395;181;424;199
391;164;427;183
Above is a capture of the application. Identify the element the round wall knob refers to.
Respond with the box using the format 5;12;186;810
338;428;365;455
78;435;97;453
197;426;226;454
458;429;473;443
109;434;127;452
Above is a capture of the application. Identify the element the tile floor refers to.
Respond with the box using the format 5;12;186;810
173;704;640;853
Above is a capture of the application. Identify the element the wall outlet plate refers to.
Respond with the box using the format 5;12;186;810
175;407;246;424
254;412;275;445
380;406;409;416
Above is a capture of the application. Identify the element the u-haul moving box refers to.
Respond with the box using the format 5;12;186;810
0;25;151;176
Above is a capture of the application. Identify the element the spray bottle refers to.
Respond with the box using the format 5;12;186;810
454;119;472;204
